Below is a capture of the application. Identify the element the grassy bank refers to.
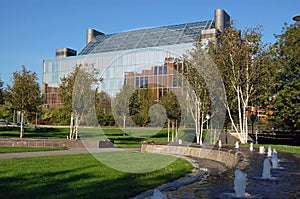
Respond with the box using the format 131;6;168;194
0;146;68;154
0;153;193;198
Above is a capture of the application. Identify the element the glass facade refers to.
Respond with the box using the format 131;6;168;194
42;20;215;108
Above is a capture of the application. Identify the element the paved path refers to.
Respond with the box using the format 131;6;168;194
0;148;139;159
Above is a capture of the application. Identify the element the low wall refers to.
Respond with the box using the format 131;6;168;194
0;138;114;148
141;142;242;168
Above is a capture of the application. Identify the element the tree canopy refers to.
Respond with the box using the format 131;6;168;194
270;22;300;130
208;25;274;143
7;65;41;122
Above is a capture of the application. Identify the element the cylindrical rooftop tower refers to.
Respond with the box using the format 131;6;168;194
214;9;230;31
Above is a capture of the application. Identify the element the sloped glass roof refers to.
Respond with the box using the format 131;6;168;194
79;20;214;55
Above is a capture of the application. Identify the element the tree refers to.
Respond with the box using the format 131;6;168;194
112;84;135;129
209;25;273;143
159;91;181;142
7;66;41;137
129;88;154;126
270;22;300;130
181;46;212;144
95;91;114;126
59;64;101;139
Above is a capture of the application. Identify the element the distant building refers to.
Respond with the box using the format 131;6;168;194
42;9;230;108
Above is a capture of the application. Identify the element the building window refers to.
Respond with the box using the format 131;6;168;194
140;77;144;88
135;77;139;88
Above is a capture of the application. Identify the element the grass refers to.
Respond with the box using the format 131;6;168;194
240;143;300;155
0;152;193;199
0;146;68;154
0;126;68;139
255;144;300;155
0;126;195;148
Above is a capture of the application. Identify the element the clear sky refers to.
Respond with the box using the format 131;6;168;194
0;0;299;86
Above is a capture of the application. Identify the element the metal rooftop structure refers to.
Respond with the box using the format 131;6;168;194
79;20;215;55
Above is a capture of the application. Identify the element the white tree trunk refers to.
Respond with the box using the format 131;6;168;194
20;111;24;138
75;113;79;140
167;119;170;142
69;112;74;140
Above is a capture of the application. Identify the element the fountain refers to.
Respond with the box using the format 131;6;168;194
222;169;251;198
271;149;279;169
259;146;265;154
249;143;254;152
262;158;271;178
153;189;166;199
267;146;272;157
234;169;247;198
235;141;239;149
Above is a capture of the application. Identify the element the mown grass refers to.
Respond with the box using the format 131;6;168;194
240;143;300;155
0;146;68;154
256;144;300;155
0;126;195;148
0;153;193;199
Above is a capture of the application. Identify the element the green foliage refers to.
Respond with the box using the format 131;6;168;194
112;84;135;128
41;107;70;125
159;91;181;122
129;88;154;126
95;91;115;126
0;154;192;198
270;22;300;130
6;66;41;122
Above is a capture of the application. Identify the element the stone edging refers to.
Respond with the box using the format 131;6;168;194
0;138;114;148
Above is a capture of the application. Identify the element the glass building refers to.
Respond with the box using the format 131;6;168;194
42;9;230;108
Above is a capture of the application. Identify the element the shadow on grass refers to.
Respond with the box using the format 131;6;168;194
0;126;68;139
0;155;191;199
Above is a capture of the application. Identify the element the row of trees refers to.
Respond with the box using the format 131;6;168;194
0;22;299;141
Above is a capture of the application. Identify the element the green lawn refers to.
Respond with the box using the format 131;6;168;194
0;126;195;148
255;144;300;155
240;143;300;155
0;153;193;199
0;146;68;154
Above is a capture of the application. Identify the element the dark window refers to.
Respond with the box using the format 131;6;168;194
135;77;139;88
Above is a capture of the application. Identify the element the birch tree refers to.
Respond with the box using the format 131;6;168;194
112;84;135;130
209;25;272;143
59;64;101;139
181;44;213;145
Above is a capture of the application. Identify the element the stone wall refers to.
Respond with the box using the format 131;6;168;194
0;138;114;148
141;142;242;168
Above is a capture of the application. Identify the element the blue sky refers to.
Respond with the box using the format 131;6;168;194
0;0;299;86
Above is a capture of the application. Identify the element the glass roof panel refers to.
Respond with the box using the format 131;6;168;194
79;20;214;55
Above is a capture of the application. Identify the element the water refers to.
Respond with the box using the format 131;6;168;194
262;158;271;178
164;148;300;198
235;141;239;149
233;169;247;197
249;143;253;152
267;146;272;157
271;149;279;169
259;146;265;154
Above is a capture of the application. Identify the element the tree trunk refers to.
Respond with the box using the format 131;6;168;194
69;112;74;140
75;113;78;140
171;121;174;142
167;119;170;142
20;111;24;138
